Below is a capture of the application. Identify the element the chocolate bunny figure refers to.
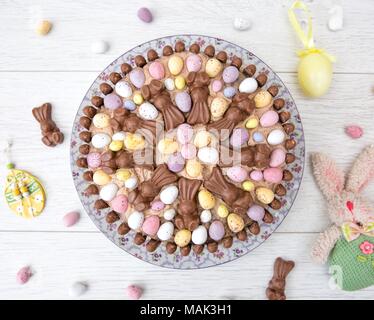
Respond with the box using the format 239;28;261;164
128;164;178;211
109;108;129;132
266;257;295;300
220;144;271;169
186;72;211;125
142;80;185;131
32;103;64;147
204;167;253;214
175;178;202;231
311;145;374;291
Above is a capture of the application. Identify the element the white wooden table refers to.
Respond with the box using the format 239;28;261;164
0;0;373;300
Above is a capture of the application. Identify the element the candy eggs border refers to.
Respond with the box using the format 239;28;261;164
70;34;305;269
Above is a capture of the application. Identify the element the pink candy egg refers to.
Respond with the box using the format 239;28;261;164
111;194;128;214
186;54;202;72
142;216;160;236
230;128;249;148
129;68;145;88
137;7;153;23
149;61;165;80
167;152;185;173
104;93;122;110
151;200;165;211
16;266;32;285
177;123;193;144
87;152;101;168
227;166;247;183
263;167;283;183
250;170;263;181
62;211;80;227
126;285;143;300
260;110;279;127
209;220;225;241
211;80;223;92
181;143;197;160
269;148;286;167
247;205;265;222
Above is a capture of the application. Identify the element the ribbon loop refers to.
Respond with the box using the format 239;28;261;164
341;221;374;242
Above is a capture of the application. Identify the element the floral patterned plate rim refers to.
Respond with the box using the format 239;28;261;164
70;34;305;269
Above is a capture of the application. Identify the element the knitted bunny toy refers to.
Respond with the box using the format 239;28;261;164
311;145;374;291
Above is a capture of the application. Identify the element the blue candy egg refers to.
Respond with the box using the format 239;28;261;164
223;86;237;99
124;100;136;111
253;131;265;143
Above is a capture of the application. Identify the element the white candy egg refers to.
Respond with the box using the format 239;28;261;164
128;211;144;230
239;77;258;93
124;176;138;189
99;183;118;202
233;17;252;31
138;102;159;120
197;147;219;165
200;209;212;223
160;185;179;205
163;208;176;221
115;81;132;98
267;129;286;145
164;78;175;91
191;225;208;245
91;133;111;149
112;131;126;141
157;222;174;241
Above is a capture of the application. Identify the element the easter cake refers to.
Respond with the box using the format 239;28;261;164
75;40;298;257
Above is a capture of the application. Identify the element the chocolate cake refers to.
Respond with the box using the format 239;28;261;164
76;41;297;255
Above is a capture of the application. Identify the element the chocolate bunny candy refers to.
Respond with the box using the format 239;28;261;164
311;145;374;291
32;103;64;147
220;144;271;168
122;113;159;145
109;108;129;131
186;71;211;125
266;257;295;300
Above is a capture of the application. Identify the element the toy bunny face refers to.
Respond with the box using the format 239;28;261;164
312;146;374;227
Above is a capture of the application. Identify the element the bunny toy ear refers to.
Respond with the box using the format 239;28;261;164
311;153;345;201
346;145;374;193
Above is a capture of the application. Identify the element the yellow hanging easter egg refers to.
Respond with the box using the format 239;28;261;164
168;56;184;75
198;189;215;210
205;58;223;78
298;53;332;97
185;159;202;178
174;229;191;247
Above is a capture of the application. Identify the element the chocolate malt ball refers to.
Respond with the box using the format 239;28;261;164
91;96;103;107
79;144;90;155
204;45;215;57
109;72;122;84
175;41;185;52
162;45;173;56
135;55;146;67
83;106;97;118
117;223;130;235
243;64;256;77
147;49;158;61
100;83;113;95
106;211;120;224
121;63;132;75
189;43;200;54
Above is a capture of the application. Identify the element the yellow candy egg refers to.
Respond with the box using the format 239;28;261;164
210;97;229;118
92;113;110;129
254;90;273;108
93;170;111;185
115;169;131;181
133;92;144;105
298;53;333;97
193;131;211;148
185;159;202;178
168;56;184;75
109;140;123;151
198;189;215;210
157;138;179;154
245;116;259;129
124;133;145;150
217;204;229;218
255;187;275;204
174;76;186;90
227;213;245;233
174;229;192;247
205;58;223;78
242;180;255;192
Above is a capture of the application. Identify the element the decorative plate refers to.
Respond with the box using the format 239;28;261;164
70;35;305;269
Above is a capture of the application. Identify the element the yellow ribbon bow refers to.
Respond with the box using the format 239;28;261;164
288;1;336;62
341;221;374;242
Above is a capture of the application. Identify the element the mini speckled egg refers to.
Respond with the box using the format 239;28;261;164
227;166;247;183
181;143;197;160
198;189;215;209
164;78;175;91
129;68;145;89
263;167;283;183
124;134;145;150
158;138;179;154
239;77;258;93
157;222;174;241
115;168;131;181
142;216;160;236
223;86;237;99
227;213;244;232
245;116;259;129
111;194;128;214
163;208;176;221
167;152;185;173
133;92;144;105
270;148;286;167
175;92;192;112
267;129;286;145
177;123;193;144
200;209;212;223
210;97;229;118
93;170;111;185
186;159;202;178
230;128;249;147
247;204;265;222
115;81;132;98
87;152;101;168
168;56;184;75
124;100;136;111
186;54;202;72
197;147;219;165
149;61;165;80
217;204;229;218
252;131;265;143
260;110;279;127
124;176;138;189
212;80;223;92
174;229;192;247
104;93;122;110
100;183;118;202
109;140;123;151
193;130;211;148
160;185;179;205
205;58;223;78
174;76;186;90
191;225;208;245
93;113;110;129
256;187;275;204
223;66;239;83
254;90;272;108
209;220;225;241
112;131;126;141
92;133;111;149
128;211;144;230
242;180;255;191
250;170;263;181
151;200;165;211
138;102;158;120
